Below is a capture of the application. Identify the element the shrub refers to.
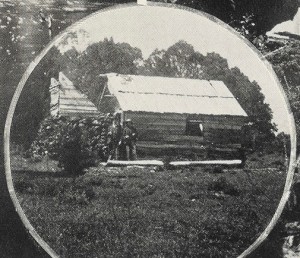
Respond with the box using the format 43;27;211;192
58;122;85;175
27;115;113;175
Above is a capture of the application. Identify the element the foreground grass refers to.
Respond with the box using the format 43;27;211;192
12;157;287;258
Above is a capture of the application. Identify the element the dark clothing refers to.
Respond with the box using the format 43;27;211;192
121;124;138;160
122;126;132;145
131;127;138;142
107;123;122;160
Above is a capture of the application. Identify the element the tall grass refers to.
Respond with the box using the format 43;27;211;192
13;162;286;257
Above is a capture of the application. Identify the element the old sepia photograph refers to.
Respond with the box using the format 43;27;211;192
1;1;300;258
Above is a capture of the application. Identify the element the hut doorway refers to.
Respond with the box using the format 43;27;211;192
186;119;204;137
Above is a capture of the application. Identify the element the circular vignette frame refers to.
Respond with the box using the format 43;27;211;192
3;2;298;257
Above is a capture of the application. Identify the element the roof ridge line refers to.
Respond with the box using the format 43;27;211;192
117;90;234;98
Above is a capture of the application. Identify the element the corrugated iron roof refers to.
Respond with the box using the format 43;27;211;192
103;73;247;117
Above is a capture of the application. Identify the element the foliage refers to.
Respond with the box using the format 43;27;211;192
97;0;297;35
58;120;87;175
58;37;143;104
270;132;291;155
166;0;297;34
140;40;205;78
25;117;67;161
11;47;61;149
142;41;276;144
27;116;113;174
266;42;300;143
230;13;270;52
59;37;276;146
154;0;297;54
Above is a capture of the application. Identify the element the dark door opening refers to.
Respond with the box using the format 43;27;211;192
186;120;204;136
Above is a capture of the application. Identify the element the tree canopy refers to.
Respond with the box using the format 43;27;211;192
174;0;297;34
266;42;300;142
60;37;143;104
142;40;276;143
109;0;297;34
11;47;61;148
58;38;276;146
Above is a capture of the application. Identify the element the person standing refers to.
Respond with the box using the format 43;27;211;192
129;120;138;160
122;119;138;160
107;116;122;160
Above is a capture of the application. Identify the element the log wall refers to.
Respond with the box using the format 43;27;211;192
124;111;247;145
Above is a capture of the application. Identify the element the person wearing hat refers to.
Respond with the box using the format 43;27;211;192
122;119;138;160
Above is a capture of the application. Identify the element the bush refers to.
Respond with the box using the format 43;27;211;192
27;115;113;175
58;122;85;175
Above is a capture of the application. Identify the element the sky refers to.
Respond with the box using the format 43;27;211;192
57;4;293;133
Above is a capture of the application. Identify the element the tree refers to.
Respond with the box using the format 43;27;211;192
27;116;114;172
143;41;205;78
150;0;298;53
57;38;276;147
11;47;61;148
143;41;276;144
59;37;143;105
166;0;298;34
58;121;84;175
266;42;300;143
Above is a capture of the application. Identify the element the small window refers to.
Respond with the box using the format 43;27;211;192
186;120;204;136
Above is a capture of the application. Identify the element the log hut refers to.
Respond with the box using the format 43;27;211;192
97;73;248;156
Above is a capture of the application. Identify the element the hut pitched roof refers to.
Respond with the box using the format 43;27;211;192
102;73;248;117
50;72;100;118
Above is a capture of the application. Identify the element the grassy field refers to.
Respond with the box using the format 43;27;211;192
11;152;288;257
